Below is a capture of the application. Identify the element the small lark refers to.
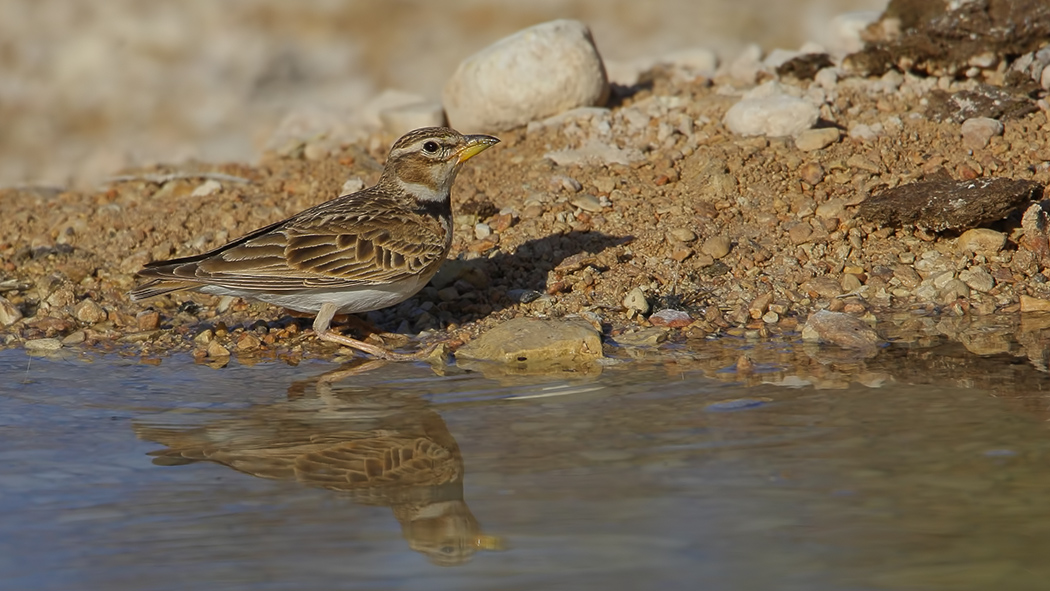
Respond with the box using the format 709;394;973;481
130;127;499;359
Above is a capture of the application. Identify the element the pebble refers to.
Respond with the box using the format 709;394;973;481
443;19;609;131
207;340;231;358
0;296;23;326
670;228;697;242
25;338;63;352
136;310;160;331
649;309;692;328
959;267;995;293
74;298;107;324
61;330;86;345
614;327;670;347
960;117;1004;150
455;317;603;365
571;193;604;212
624;287;650;314
1042;64;1050;90
848;123;880;142
795;126;840;151
841;273;863;292
762;311;780;324
724;82;819;137
727;43;763;84
940;278;971;301
474;222;492;239
1021;295;1050;312
801;310;881;350
236;333;261;351
798;162;825;185
341;178;366;194
378;100;446;136
700;235;732;259
957;228;1006;254
191;179;222;197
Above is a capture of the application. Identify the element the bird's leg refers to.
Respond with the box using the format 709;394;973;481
312;302;441;361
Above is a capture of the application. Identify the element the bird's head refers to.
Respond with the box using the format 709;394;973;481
380;127;500;203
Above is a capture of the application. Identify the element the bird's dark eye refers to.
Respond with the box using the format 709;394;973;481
422;141;440;154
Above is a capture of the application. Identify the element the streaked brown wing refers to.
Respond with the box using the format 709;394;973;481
143;193;449;291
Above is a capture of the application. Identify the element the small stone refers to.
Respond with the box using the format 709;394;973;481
649;309;692;328
236;333;262;351
848;123;879;142
1042;64;1050;90
61;330;86;345
795;128;840;152
788;222;814;244
0;296;23;326
551;175;583;193
571;193;604;212
798;162;825;185
191;179;222;197
841;273;863;292
816;199;845;220
624;287;650;314
940;278;971;301
724;82;819;137
136;310;160;331
194;329;214;345
474;223;492;239
614;326;670;347
443;19;609;131
762;311;780;324
959;267;995;293
303;142;329;161
801;276;843;298
700;235;732;259
960;117;1004;150
957;228;1006;254
25;338;63;352
456;317;604;365
1020;295;1050;312
801;310;881;350
670;228;697;242
341;178;366;194
207;340;231;358
670;248;693;262
74;299;107;324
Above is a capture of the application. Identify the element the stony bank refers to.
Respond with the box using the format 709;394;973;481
3;0;1050;370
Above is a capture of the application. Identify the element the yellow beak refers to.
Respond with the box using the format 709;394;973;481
457;134;500;163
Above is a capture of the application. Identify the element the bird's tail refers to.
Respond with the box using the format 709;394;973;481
129;278;197;301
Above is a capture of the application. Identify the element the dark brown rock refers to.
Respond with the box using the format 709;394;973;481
846;0;1050;78
926;85;1038;123
858;178;1044;232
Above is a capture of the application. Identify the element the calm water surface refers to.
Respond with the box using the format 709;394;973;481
2;343;1050;590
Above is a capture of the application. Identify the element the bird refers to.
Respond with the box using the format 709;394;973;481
130;127;499;360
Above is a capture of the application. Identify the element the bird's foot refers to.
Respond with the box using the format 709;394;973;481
317;330;444;362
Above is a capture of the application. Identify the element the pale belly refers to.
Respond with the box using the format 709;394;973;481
199;275;432;315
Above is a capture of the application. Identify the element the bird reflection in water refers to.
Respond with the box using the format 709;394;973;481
134;359;503;566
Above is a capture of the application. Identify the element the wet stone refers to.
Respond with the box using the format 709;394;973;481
0;296;23;326
207;340;231;358
455;317;603;365
959;267;995;293
858;178;1044;232
649;309;692;328
74;299;107;324
136;310;160;331
801;310;881;350
25;337;63;352
1020;295;1050;313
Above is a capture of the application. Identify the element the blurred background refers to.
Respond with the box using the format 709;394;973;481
0;0;885;189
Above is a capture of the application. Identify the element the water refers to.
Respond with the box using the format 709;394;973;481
2;342;1050;590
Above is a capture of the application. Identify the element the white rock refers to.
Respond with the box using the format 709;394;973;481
191;179;222;197
605;48;718;86
726;44;763;84
443;19;609;132
848;123;881;142
724;85;819;138
474;222;492;240
814;67;839;90
341;178;365;194
960;117;1003;149
763;48;802;70
1042;64;1050;90
378;100;446;136
826;11;881;55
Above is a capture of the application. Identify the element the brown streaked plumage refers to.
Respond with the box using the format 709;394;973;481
130;127;499;359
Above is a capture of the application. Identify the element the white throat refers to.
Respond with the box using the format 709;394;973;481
398;178;450;203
